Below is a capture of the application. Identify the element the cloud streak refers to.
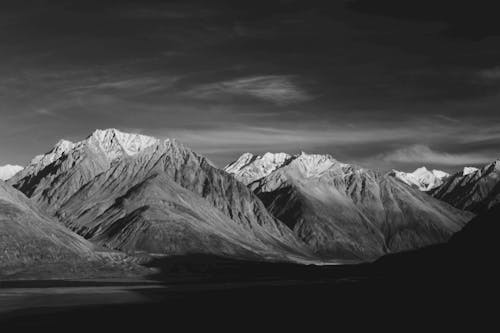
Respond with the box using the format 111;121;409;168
165;125;420;150
380;144;494;166
184;75;312;105
478;66;500;80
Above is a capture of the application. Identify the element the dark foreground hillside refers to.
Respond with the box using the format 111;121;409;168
1;206;498;331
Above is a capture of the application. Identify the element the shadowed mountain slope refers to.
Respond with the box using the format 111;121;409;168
431;160;500;213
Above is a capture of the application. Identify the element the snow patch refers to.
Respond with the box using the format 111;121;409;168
463;167;479;176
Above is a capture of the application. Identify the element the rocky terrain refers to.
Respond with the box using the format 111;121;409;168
226;152;473;260
431;161;500;213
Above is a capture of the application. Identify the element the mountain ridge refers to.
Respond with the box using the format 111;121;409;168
431;159;500;213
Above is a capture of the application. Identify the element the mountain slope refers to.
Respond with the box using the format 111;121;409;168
10;130;311;261
431;160;500;213
0;165;23;181
226;152;473;260
0;180;96;274
389;167;449;191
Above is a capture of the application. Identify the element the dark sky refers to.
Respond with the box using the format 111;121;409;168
1;0;500;172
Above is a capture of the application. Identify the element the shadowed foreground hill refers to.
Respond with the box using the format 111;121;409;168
376;203;500;280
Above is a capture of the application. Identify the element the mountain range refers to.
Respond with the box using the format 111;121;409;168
1;128;491;274
225;152;472;260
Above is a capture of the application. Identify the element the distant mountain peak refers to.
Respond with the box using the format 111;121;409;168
390;167;449;191
462;166;479;176
86;128;160;160
224;152;293;185
291;152;346;177
0;164;24;180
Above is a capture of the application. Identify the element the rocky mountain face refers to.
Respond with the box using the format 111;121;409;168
431;161;500;213
9;129;311;262
389;167;449;191
224;152;293;185
225;152;473;260
0;165;23;181
0;180;95;273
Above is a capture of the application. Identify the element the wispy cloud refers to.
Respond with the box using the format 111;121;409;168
478;66;500;80
161;124;422;155
380;144;493;165
64;77;180;96
184;75;313;105
34;108;56;116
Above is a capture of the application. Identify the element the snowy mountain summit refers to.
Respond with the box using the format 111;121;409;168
225;151;350;185
0;164;24;180
390;167;449;191
86;129;160;160
25;129;160;171
462;167;479;176
224;152;293;185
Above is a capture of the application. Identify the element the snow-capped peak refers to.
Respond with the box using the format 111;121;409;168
224;152;292;184
291;152;346;177
225;151;351;184
86;128;159;160
432;169;449;179
391;167;449;191
462;167;479;176
20;129;163;177
0;164;24;181
28;139;76;169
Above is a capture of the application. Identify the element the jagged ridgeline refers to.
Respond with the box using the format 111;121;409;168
225;152;473;260
429;162;500;214
9;129;312;262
